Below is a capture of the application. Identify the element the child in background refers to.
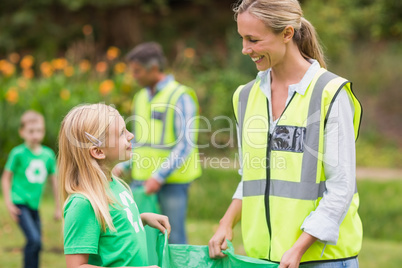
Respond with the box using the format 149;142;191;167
1;110;61;268
58;103;170;268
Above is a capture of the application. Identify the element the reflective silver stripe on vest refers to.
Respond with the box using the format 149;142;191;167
243;179;327;200
237;80;255;147
240;72;346;200
301;71;337;183
159;84;183;145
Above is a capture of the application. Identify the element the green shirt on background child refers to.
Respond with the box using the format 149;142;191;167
5;143;56;210
63;177;149;267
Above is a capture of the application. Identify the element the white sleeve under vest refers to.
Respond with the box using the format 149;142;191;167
300;89;356;245
233;89;356;245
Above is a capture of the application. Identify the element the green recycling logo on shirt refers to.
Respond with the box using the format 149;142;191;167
25;159;47;184
119;190;145;233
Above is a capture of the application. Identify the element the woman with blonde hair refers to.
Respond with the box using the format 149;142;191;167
209;0;362;267
58;103;170;268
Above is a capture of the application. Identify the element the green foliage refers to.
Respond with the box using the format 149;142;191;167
358;180;402;241
2;0;401;59
303;0;402;61
188;167;240;220
192;68;252;150
358;238;402;268
356;136;402;169
303;0;353;61
0;0;234;57
329;41;402;169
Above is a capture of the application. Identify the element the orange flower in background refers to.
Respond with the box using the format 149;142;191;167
6;87;19;104
60;89;71;101
0;60;16;77
52;58;68;70
23;68;34;79
0;59;6;70
20;55;34;69
79;59;91;72
96;61;108;73
64;66;75;77
99;80;114;96
114;62;126;74
8;53;20;64
107;46;120;61
82;24;93;36
40;62;53;78
184;48;195;59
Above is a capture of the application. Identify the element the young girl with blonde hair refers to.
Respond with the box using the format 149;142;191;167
58;103;170;268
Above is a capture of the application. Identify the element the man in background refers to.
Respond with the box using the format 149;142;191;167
115;42;202;245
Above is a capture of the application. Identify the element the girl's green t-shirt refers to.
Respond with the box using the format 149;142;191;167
63;178;149;267
5;143;56;210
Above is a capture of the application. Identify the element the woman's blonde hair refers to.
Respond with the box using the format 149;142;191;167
233;0;326;68
58;103;121;232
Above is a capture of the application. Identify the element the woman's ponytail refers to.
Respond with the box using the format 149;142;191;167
295;18;326;68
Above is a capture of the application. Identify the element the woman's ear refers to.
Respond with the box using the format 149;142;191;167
283;25;294;43
89;147;106;160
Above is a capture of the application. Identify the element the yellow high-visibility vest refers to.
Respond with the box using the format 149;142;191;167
233;68;363;263
132;80;202;183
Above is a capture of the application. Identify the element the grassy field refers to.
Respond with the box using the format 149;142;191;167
1;167;402;267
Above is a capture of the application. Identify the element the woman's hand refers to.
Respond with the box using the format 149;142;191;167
279;247;303;268
208;223;233;259
279;232;317;268
208;199;242;259
141;213;171;237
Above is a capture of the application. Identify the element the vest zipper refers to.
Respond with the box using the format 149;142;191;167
265;130;272;260
265;92;296;260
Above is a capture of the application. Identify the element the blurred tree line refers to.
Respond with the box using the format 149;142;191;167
1;0;402;168
1;0;401;59
0;0;236;62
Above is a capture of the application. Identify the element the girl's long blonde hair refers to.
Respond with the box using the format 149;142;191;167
58;103;120;232
233;0;326;68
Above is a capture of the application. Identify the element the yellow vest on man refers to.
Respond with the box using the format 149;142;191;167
131;80;201;183
233;68;363;263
